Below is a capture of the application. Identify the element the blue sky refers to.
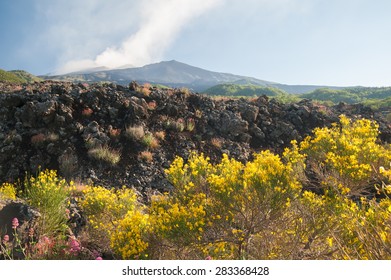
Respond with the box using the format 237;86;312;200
1;0;391;86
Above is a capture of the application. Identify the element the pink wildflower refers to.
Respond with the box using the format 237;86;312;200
2;235;9;243
11;217;19;229
92;250;101;259
34;236;53;256
205;256;212;260
42;236;50;243
68;237;81;255
96;257;103;260
65;208;71;219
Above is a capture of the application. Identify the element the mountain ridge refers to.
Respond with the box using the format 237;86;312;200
41;60;344;94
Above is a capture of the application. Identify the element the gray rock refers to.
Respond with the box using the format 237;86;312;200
0;199;40;242
250;125;266;140
239;103;259;123
218;111;248;137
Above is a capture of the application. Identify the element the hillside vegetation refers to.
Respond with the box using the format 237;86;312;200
204;83;391;108
203;84;300;103
9;70;43;83
0;69;25;84
203;84;287;96
301;87;391;104
0;69;42;84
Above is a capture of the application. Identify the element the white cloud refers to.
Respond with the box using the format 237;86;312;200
44;0;223;74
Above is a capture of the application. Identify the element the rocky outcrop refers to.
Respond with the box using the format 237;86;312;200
0;81;390;192
0;199;40;241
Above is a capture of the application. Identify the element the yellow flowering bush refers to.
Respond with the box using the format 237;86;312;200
131;151;303;259
0;182;16;199
110;210;151;259
299;115;391;196
205;151;302;259
79;185;139;252
23;169;70;236
136;116;391;260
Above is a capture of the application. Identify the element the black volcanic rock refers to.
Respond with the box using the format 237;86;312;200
0;81;390;191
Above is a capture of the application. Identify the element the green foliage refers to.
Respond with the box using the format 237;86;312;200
203;84;300;103
0;69;25;84
142;133;159;149
8;70;43;83
204;84;285;96
0;69;42;84
300;88;361;103
363;96;391;110
205;84;391;106
301;87;391;105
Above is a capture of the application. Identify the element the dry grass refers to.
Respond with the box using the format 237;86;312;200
58;152;78;179
154;131;166;141
138;151;153;162
31;133;46;145
88;145;121;166
141;83;152;96
142;133;160;149
186;118;195;132
148;101;157;110
125;125;145;141
175;118;185;132
109;127;121;138
211;137;223;148
194;109;203;119
82;108;93;117
47;132;59;142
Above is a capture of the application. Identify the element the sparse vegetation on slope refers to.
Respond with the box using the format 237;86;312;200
9;70;43;83
0;69;42;84
0;69;25;84
203;83;300;103
204;84;287;96
301;87;391;105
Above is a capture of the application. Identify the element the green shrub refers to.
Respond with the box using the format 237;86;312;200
142;133;159;149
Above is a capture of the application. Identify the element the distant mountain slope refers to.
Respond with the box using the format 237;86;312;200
0;69;25;83
9;70;43;83
203;83;301;103
274;84;346;94
301;87;391;104
0;69;43;84
42;60;281;92
203;83;287;96
42;60;352;94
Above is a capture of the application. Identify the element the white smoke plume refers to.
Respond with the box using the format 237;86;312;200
57;0;223;74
